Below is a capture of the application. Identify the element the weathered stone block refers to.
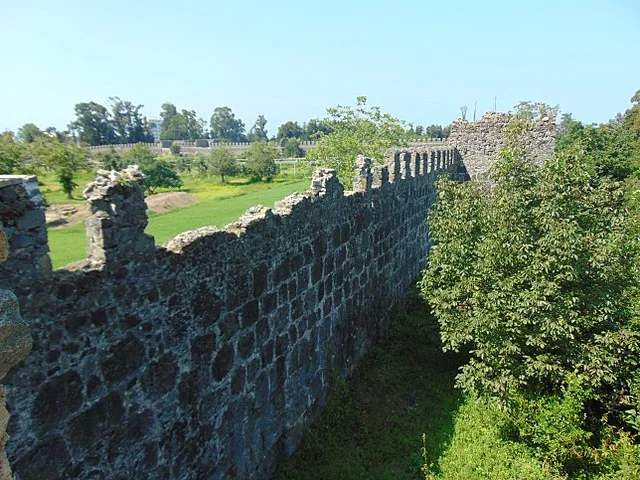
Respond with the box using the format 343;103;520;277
32;371;83;431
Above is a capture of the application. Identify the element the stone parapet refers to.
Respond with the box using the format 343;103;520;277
0;176;51;292
0;227;32;480
5;151;458;479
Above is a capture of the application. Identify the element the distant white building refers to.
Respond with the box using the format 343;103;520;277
148;118;161;142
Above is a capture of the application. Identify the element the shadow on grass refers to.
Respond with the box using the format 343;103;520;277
276;294;465;480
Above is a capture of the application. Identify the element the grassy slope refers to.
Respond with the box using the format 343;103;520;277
46;175;308;269
275;298;557;480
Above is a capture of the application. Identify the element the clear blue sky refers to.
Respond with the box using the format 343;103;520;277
1;0;638;134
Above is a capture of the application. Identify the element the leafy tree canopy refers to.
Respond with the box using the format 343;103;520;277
305;96;410;181
247;115;268;142
244;141;278;181
109;97;154;144
207;148;238;182
69;101;116;146
17;123;43;143
277;121;304;141
121;144;182;194
31;137;88;198
0;132;25;174
283;138;304;158
210;106;246;142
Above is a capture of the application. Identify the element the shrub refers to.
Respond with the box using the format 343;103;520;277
208;148;238;182
244;141;278;181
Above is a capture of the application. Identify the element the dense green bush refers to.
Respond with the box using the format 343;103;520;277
207;148;238;182
420;97;640;475
244;141;278;181
122;144;182;194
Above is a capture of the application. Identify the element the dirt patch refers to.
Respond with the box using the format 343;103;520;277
145;191;199;214
46;192;199;228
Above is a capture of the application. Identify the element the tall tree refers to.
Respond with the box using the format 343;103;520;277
69;101;115;146
277;121;303;141
247;115;268;142
160;102;178;134
304;118;333;139
210;106;246;142
17;123;43;143
305;96;409;181
181;109;205;140
0;132;25;174
109;97;153;144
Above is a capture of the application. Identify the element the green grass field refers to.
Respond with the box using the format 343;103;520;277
45;172;309;269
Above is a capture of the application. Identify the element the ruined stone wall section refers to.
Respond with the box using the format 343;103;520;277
449;111;556;180
0;177;51;294
3;147;458;480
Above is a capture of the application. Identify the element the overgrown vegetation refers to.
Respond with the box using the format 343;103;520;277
305;96;411;181
420;92;640;478
276;298;465;480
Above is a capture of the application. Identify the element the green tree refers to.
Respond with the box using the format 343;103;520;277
31;137;88;198
69;101;116;146
109;97;154;144
17;123;43;143
277;121;303;141
247;115;268;142
210;106;246;142
303;118;333;139
420;145;638;402
160;102;178;136
121;144;182;194
181;109;206;141
161;112;189;141
283;138;304;158
95;147;123;170
208;148;238;182
0;132;26;174
305;96;410;181
244;141;278;181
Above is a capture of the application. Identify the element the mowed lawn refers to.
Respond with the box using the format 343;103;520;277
46;175;309;269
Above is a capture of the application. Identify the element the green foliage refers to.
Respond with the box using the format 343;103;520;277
69;101;116;146
277;299;463;480
408;124;451;139
17;123;43;143
31;137;88;198
0;132;25;174
277;120;304;141
160;104;205;141
170;142;182;155
121;144;182;194
210;106;246;142
207;148;238;182
434;398;558;480
247;115;268;142
283;138;304;158
305;96;410;182
95;147;123;170
421;96;640;477
244;141;278;181
421;147;638;400
109;97;154;144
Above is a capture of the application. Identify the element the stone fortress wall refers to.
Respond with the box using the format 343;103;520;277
449;111;556;180
87;138;450;157
0;112;555;479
